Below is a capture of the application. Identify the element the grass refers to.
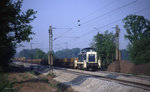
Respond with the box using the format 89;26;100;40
33;74;74;92
28;68;73;91
47;72;56;78
0;74;14;92
0;64;75;92
19;73;28;80
29;70;36;75
48;81;58;88
22;75;28;80
39;77;49;83
12;77;17;82
47;79;73;91
28;71;58;88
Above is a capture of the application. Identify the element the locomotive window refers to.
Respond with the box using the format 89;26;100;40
88;54;95;62
78;54;86;62
78;55;81;62
83;54;86;60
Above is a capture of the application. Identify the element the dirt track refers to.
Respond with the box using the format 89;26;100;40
107;61;150;76
5;66;76;92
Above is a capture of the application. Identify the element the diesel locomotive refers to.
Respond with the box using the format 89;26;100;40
74;48;101;69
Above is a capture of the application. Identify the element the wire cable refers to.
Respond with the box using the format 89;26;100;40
54;0;119;38
81;0;138;25
61;0;138;41
77;6;150;39
70;6;150;46
53;28;73;41
62;0;117;28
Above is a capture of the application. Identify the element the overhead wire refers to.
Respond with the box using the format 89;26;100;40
64;0;137;47
53;0;119;41
77;6;150;39
53;0;150;50
62;0;116;28
53;28;73;41
80;0;138;25
70;6;150;47
55;0;133;45
65;0;138;42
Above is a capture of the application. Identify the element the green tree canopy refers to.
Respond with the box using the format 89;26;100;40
54;48;80;59
123;14;150;44
91;30;116;68
18;48;47;59
123;14;150;64
121;49;130;61
0;0;36;69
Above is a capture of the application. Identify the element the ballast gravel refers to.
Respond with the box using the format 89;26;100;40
52;69;150;92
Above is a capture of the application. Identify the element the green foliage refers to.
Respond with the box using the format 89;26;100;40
39;77;49;83
54;48;80;59
0;74;13;92
18;48;47;59
121;49;130;61
0;0;36;69
30;70;35;75
127;36;150;64
91;30;116;68
123;14;150;64
123;14;150;44
47;73;56;78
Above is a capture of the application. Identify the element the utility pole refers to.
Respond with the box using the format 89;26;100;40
65;42;68;58
115;25;120;72
30;43;33;70
48;26;54;75
30;43;33;64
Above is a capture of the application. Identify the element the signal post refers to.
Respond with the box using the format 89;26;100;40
48;26;54;75
115;25;120;73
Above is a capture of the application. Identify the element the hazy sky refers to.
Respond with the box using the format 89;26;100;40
17;0;150;52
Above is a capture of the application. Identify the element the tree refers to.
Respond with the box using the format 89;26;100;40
35;49;47;59
18;48;47;59
121;49;130;61
123;14;150;64
123;14;150;44
91;30;116;68
54;48;80;59
0;0;36;69
127;36;150;64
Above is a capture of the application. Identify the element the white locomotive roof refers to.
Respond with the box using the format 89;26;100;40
81;48;96;53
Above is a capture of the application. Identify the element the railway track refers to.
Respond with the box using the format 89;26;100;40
98;71;150;81
54;67;150;91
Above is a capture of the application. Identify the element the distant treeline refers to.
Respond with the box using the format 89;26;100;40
54;48;80;59
16;48;48;59
16;48;81;59
16;48;129;61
